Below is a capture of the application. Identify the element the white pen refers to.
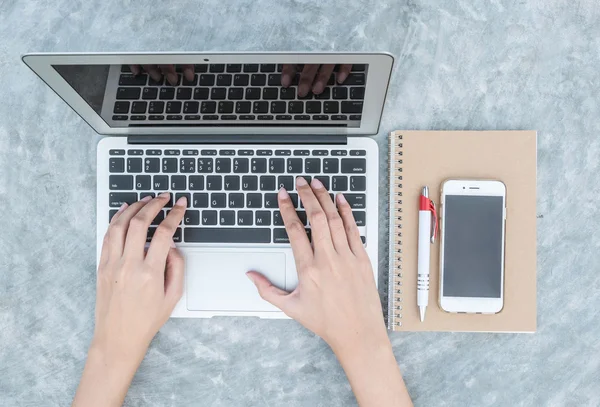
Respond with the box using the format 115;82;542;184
417;186;437;322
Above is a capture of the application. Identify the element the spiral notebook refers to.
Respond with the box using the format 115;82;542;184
387;130;537;332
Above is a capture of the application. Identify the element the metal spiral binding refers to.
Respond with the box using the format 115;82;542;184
388;134;404;329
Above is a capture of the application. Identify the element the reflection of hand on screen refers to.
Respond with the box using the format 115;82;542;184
129;64;194;85
281;64;353;97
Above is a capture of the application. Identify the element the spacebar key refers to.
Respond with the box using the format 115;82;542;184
184;228;271;243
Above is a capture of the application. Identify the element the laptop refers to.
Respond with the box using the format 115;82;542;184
23;52;394;318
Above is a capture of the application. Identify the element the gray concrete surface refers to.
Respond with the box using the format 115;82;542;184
1;0;599;406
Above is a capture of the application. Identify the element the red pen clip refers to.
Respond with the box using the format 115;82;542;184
419;187;438;243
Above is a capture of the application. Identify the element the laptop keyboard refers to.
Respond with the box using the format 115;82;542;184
112;64;365;123
107;148;368;244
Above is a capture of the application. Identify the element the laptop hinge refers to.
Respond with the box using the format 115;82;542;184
127;135;347;145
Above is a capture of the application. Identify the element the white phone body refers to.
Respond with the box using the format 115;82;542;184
439;179;506;314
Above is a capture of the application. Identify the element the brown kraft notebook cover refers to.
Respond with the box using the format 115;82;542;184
387;131;537;332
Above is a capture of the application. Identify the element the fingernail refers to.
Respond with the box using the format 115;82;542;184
281;75;291;87
151;72;162;82
175;196;187;207
245;272;255;283
296;177;307;186
167;73;178;85
337;193;347;204
337;72;347;83
278;187;289;199
141;195;153;202
117;202;128;213
311;178;324;189
298;85;309;97
312;83;324;94
170;239;176;248
159;192;170;199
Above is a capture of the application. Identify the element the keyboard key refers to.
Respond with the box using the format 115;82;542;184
202;115;219;120
305;158;321;173
148;115;164;120
350;150;367;156
148;101;164;113
171;175;186;190
257;150;273;156
293;115;310;120
255;211;271;226
175;192;191;207
112;114;128;120
119;74;147;86
312;150;328;156
264;193;278;208
201;101;217;114
270;101;286;113
109;192;137;207
345;194;366;209
246;193;262;208
242;176;258;191
273;228;290;243
312;115;328;120
350;176;366;191
152;175;168;190
201;211;218;225
253;101;269;114
235;101;251;114
260;175;276;191
194;64;209;73
189;175;204;190
280;87;295;100
350;87;365;100
210;193;226;208
145;158;160;173
219;210;235;225
263;88;279;100
231;158;249;173
193;193;208;208
166;101;182;113
297;211;308;225
341;101;363;114
211;88;227;100
306;101;321;114
184;228;270;243
240;114;255;120
218;101;234;114
194;88;209;100
206;176;222;190
289;192;299;207
184;210;200;225
148;76;163;86
237;210;253;225
109;175;133;190
314;175;330;190
215;158;231;173
323;101;339;114
216;74;232;86
278;176;293;190
341;158;366;173
260;64;276;72
183;101;199;114
150;210;165;226
233;73;249;86
323;158;339;173
238;150;254;156
116;87;141;100
332;176;348;191
209;64;225;73
113;101;130;114
273;211;284;226
141;87;158;100
243;64;259;72
267;74;281;86
251;158;267;173
183;149;199;156
165;149;180;156
288;101;303;114
131;101;147;114
109;149;125;156
224;175;240;190
344;73;365;85
245;88;261;100
251;74;266;86
197;158;214;173
127;158;142;173
331;150;347;156
228;88;244;100
331;114;348;120
353;211;366;226
135;175;151;190
109;158;124;173
293;150;310;156
182;74;197;86
162;158;177;173
176;88;192;100
287;158;302;173
197;74;214;86
269;158;285;173
159;88;175;100
333;87;348;99
146;149;162;155
139;192;155;200
130;115;146;121
314;88;331;100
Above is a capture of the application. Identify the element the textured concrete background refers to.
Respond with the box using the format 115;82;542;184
1;1;599;406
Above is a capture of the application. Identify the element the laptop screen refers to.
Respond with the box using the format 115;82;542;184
51;62;369;129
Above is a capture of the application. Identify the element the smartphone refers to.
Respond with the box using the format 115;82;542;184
439;179;506;314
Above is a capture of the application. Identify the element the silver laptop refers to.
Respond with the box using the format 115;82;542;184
23;52;394;318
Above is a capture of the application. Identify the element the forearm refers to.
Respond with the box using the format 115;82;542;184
334;334;412;407
72;343;141;407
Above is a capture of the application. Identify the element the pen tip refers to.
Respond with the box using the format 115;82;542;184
419;307;426;322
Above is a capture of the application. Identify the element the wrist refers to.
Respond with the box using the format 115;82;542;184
329;328;392;366
88;336;146;378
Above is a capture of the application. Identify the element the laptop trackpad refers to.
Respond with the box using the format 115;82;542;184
185;251;286;312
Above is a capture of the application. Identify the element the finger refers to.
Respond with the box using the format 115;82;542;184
99;202;128;267
277;188;313;269
281;64;297;87
298;64;320;97
295;177;334;253
337;64;353;84
129;65;141;75
246;271;290;312
146;196;187;266
143;64;162;82
181;64;195;82
122;192;171;258
337;193;366;256
164;247;185;309
312;64;335;94
159;64;178;85
310;178;350;253
107;197;153;259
